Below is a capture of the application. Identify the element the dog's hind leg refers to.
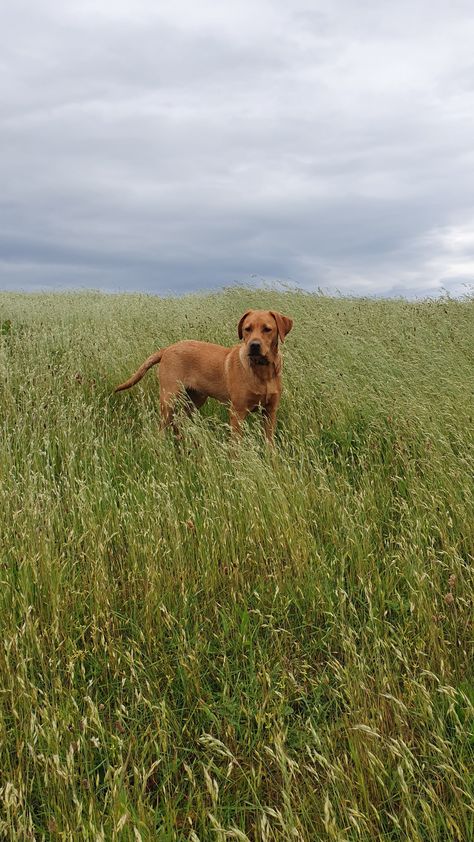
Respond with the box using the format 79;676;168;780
159;388;207;437
160;388;178;431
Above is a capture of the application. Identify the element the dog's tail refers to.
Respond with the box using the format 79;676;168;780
115;349;164;392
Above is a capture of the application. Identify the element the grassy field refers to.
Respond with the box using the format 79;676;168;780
0;287;473;841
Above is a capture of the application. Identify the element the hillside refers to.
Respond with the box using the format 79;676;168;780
0;288;473;840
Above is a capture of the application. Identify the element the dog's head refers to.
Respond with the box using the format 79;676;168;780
238;309;293;365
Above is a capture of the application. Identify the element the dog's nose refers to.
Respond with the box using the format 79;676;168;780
249;340;261;354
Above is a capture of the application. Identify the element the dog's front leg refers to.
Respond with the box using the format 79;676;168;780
263;397;279;444
229;405;248;438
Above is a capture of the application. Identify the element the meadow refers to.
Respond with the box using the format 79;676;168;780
0;287;472;841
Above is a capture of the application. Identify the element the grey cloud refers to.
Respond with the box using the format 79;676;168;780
1;0;474;297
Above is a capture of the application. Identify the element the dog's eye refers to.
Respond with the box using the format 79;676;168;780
262;326;272;333
244;326;252;332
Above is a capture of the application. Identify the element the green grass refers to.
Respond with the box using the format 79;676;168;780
0;287;473;841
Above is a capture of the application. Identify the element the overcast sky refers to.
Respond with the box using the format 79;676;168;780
2;0;474;297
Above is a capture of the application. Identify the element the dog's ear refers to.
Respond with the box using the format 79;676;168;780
238;310;252;339
270;312;293;342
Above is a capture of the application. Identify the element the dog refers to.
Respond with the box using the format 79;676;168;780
115;309;293;441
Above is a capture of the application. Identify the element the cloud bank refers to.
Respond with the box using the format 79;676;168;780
2;0;474;296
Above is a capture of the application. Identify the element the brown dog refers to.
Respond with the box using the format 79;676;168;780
115;309;293;441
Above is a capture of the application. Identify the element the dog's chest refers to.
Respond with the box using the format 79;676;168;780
247;378;279;407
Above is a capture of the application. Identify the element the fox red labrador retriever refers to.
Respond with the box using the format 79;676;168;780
115;309;293;441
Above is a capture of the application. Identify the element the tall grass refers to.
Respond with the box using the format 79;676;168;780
0;288;472;841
